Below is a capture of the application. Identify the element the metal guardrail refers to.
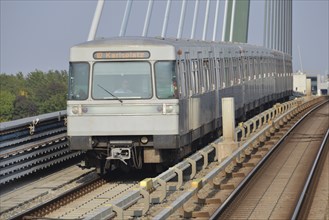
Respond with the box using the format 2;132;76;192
0;110;81;184
153;97;323;220
2;97;324;218
0;111;67;148
209;98;329;220
84;97;325;220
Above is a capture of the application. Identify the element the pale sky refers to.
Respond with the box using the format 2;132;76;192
0;0;328;76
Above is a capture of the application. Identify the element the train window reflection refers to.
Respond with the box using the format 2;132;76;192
155;61;178;99
68;62;89;100
92;62;152;99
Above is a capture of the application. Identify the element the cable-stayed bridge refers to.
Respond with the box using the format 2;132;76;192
0;0;297;194
1;1;328;220
88;0;292;54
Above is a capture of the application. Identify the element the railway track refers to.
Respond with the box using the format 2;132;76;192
0;165;95;220
211;99;329;219
2;96;328;220
42;179;138;219
292;127;329;219
6;168;151;220
305;132;329;219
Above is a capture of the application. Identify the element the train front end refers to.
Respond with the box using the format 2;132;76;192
67;38;180;173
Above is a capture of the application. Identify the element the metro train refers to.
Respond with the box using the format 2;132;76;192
67;37;292;174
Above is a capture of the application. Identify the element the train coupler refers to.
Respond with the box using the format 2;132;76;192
106;140;133;165
106;147;131;165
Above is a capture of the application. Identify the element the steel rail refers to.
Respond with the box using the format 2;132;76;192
209;99;329;220
10;176;101;220
85;97;324;219
291;128;329;220
153;97;310;219
3;98;323;219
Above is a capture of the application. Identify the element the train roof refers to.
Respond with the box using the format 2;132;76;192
71;37;290;59
73;36;257;50
73;37;171;48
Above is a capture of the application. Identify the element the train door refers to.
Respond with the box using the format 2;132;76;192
178;53;190;136
189;58;199;132
188;51;203;140
214;56;220;121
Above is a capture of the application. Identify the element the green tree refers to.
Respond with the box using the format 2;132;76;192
39;93;67;113
0;72;26;95
0;91;15;122
26;70;47;106
25;70;68;114
0;70;68;122
12;95;37;119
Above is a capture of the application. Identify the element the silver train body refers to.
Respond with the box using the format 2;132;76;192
67;37;292;173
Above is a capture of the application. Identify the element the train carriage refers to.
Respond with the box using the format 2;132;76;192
67;37;292;174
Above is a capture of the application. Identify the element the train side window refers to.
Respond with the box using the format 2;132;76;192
220;58;225;88
189;65;193;95
224;58;230;87
249;57;254;79
155;61;178;99
266;58;270;76
197;54;204;93
192;60;199;94
263;57;268;77
178;60;186;98
203;60;210;92
215;58;220;89
253;57;257;79
68;62;90;100
209;55;216;90
222;58;225;87
271;58;275;74
238;58;243;84
254;57;259;77
244;57;249;81
184;52;191;97
190;70;195;95
273;57;278;76
260;57;265;76
232;58;238;85
229;57;233;86
230;57;234;86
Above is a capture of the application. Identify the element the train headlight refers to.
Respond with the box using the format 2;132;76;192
166;105;174;113
140;136;148;144
158;104;178;114
81;106;88;113
72;106;79;114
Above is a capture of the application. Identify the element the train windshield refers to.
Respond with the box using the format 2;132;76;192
92;62;152;100
68;62;89;100
155;61;178;99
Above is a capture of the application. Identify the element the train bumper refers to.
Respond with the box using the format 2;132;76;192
67;114;179;136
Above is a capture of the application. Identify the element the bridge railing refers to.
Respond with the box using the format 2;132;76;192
83;96;325;220
0;110;82;185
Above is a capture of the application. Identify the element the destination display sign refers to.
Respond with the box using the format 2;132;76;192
93;51;150;59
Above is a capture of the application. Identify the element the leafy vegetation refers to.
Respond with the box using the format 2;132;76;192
0;70;68;122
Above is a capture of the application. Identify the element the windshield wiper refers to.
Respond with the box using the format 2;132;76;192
97;84;123;103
